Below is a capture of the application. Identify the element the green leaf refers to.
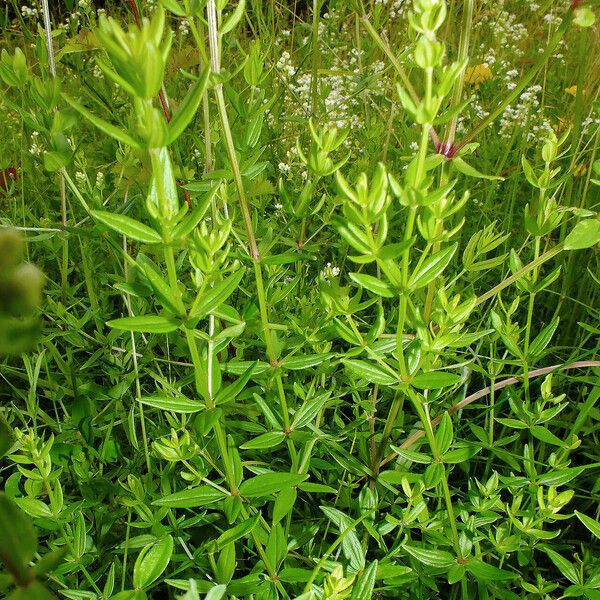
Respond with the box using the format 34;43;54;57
402;545;455;569
443;446;480;464
435;413;453;455
214;362;256;406
133;535;173;590
0;414;15;458
423;462;445;488
240;431;285;450
137;255;183;316
152;486;227;508
62;94;141;148
13;498;52;518
280;353;333;371
272;486;297;524
205;584;227;600
0;493;38;581
9;580;61;600
332;216;372;255
390;446;432;464
408;244;457;290
349;560;378;600
292;392;330;429
528;316;559;359
343;359;397;386
537;467;584;486
43;150;71;172
447;563;466;585
239;473;306;498
92;210;162;244
215;515;260;551
321;506;365;571
33;547;67;578
530;426;563;446
412;371;461;390
107;315;180;333
189;269;246;323
452;157;502;180
139;395;203;413
575;511;600;540
171;184;219;240
378;240;414;260
167;69;211;144
221;0;246;35
545;548;580;585
160;0;187;16
349;272;395;298
466;558;516;581
564;219;600;250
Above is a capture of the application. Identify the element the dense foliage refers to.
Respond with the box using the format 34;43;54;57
0;0;599;599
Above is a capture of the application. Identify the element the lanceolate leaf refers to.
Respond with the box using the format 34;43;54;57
544;549;580;585
167;68;211;144
466;558;517;581
412;371;462;390
137;254;183;315
343;359;398;386
215;514;260;551
153;486;227;508
239;473;306;498
189;269;246;323
221;0;246;35
452;157;502;180
133;535;173;590
139;395;203;413
349;560;378;600
528;316;559;359
62;94;141;148
107;315;180;333
575;511;600;540
321;506;365;571
408;244;457;290
0;493;37;581
349;272;395;298
402;545;455;569
92;210;162;244
564;218;600;250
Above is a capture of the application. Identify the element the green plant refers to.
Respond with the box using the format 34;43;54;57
1;0;599;598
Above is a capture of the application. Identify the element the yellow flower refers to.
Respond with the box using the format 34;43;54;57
464;63;493;89
553;117;572;134
573;162;587;177
565;85;578;97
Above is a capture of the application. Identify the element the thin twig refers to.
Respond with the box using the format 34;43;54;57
378;360;600;470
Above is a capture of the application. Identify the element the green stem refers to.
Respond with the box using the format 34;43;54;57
310;0;321;116
475;244;563;307
206;0;294;457
408;389;461;557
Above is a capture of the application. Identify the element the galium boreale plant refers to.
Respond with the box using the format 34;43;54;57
60;6;305;599
325;0;600;595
